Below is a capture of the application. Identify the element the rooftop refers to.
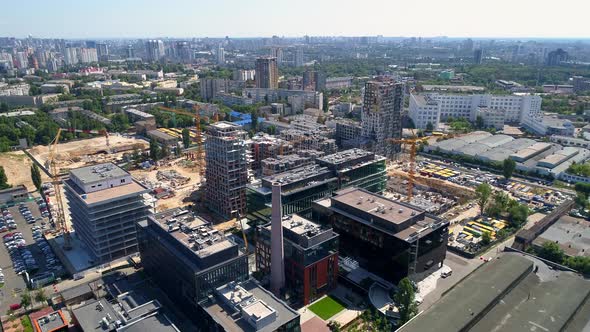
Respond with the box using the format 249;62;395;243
199;279;299;332
149;208;237;261
533;216;590;257
29;308;67;332
317;148;383;168
65;178;148;205
262;165;334;188
398;253;590;332
69;163;128;185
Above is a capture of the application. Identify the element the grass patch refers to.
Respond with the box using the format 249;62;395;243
21;316;34;332
308;296;346;320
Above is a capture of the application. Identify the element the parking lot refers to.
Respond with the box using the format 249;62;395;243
0;198;65;313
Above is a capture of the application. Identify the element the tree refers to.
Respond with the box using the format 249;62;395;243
34;289;47;303
475;115;484;129
327;321;341;332
538;241;565;264
502;158;516;180
0;166;10;190
31;164;42;191
475;183;492;215
425;121;434;132
0;102;8;113
394;277;418;326
20;291;32;309
149;139;160;161
508;203;529;228
481;231;491;245
250;110;259;132
181;128;190;149
159;144;170;160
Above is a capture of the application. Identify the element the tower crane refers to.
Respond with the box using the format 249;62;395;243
47;128;72;250
387;131;455;202
158;105;211;180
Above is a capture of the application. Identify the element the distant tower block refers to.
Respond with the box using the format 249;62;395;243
270;182;285;296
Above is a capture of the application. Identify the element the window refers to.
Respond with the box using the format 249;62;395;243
121;179;126;183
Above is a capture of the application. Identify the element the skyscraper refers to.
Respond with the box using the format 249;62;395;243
474;49;483;65
270;47;283;64
546;48;568;66
126;45;135;58
145;40;165;62
216;44;225;65
205;122;249;219
175;41;193;63
361;79;405;158
255;56;278;89
294;47;304;67
96;43;109;60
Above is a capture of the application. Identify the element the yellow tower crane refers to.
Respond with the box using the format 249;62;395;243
47;128;72;250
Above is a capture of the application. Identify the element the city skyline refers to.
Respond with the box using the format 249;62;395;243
2;0;590;39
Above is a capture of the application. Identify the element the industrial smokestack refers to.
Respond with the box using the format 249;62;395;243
270;182;285;297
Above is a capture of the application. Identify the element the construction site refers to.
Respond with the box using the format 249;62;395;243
27;134;148;175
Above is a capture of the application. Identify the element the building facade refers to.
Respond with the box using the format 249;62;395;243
255;56;279;89
256;215;339;305
64;163;151;263
137;208;249;318
361;79;405;157
313;188;449;283
205;122;249;219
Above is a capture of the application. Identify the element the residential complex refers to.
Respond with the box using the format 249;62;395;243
63;163;151;263
255;56;279;89
409;92;542;130
361;79;405;157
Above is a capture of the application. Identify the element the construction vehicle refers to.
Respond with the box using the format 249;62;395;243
46;128;72;250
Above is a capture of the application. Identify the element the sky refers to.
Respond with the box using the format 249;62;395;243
2;0;590;39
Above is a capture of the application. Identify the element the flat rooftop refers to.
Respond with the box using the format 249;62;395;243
533;216;590;257
150;208;236;260
331;187;422;225
262;165;333;187
317;148;382;167
200;279;299;332
69;163;128;185
29;308;67;332
65;178;148;205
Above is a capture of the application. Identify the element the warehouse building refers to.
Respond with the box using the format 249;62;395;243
398;253;590;332
312;188;449;283
426;132;590;178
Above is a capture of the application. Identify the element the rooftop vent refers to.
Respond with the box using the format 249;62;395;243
398;208;404;214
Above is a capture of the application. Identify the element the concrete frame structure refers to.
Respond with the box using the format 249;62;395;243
205;122;249;219
64;163;150;263
255;56;278;89
361;79;405;158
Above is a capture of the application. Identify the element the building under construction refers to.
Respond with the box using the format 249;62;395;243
63;163;151;263
261;154;315;176
361;79;405;158
205;122;249;219
280;129;337;154
312;187;449;283
247;148;387;223
247;133;294;174
316;148;387;193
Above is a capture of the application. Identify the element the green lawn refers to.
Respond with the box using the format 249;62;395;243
308;296;346;320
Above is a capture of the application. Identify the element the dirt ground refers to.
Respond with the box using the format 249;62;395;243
0;151;51;190
28;134;148;172
130;157;202;211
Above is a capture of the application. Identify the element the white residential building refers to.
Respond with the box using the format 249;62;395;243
408;92;542;129
409;94;441;129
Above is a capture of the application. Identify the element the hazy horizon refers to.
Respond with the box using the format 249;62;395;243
2;0;589;40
